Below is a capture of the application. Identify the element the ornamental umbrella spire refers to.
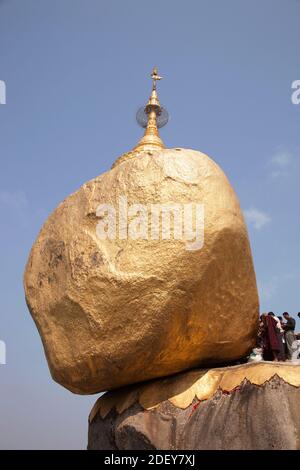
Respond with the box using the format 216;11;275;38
134;67;168;152
112;67;169;168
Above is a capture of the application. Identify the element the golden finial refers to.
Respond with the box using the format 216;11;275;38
112;67;168;168
133;67;165;152
151;67;163;91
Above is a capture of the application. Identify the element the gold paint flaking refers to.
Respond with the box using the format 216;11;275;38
89;362;300;422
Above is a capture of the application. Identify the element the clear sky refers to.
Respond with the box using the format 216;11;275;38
0;0;299;449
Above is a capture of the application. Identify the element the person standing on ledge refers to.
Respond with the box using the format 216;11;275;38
283;312;296;359
261;313;281;361
268;312;285;361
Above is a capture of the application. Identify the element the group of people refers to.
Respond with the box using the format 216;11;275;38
257;311;300;362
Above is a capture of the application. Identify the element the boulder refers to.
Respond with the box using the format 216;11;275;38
24;148;258;394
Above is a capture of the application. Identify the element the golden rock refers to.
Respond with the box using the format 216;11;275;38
24;146;259;394
24;69;259;394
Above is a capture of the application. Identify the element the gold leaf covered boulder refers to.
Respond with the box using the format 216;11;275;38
24;70;259;394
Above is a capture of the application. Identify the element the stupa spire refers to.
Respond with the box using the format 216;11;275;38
112;67;169;168
133;67;166;152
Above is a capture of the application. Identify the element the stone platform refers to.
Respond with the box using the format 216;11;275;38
88;362;300;450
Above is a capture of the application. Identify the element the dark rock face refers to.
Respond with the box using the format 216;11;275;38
88;377;300;450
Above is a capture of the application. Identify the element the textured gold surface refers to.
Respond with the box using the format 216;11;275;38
89;362;300;421
24;146;259;394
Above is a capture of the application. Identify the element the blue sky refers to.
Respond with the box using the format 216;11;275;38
0;0;299;449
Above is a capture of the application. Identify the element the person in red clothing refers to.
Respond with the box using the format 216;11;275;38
268;312;285;361
261;313;282;361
